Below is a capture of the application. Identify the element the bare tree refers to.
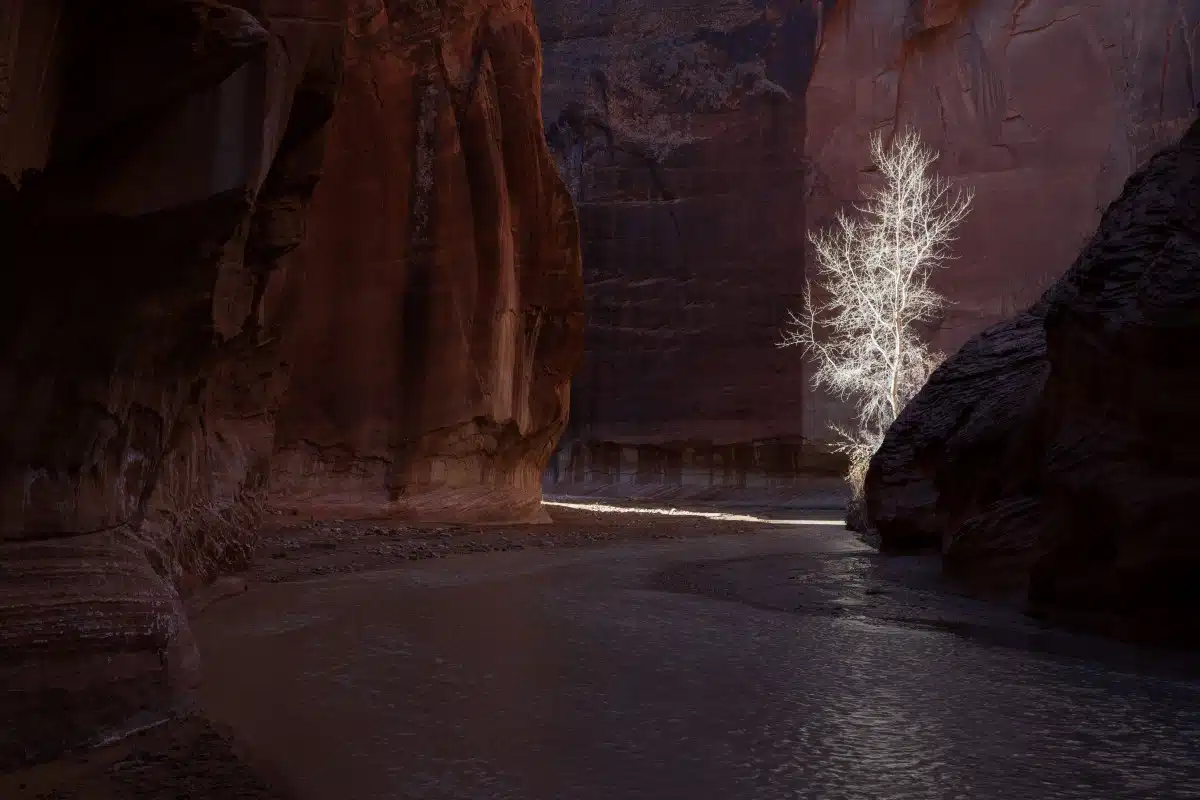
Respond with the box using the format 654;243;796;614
781;129;973;499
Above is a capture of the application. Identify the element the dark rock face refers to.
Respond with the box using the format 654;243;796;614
539;0;1200;498
270;0;584;523
865;119;1200;646
0;0;580;768
864;308;1050;551
534;0;823;497
0;0;345;768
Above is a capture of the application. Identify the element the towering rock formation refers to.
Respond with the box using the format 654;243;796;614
270;0;584;523
0;0;346;768
0;0;581;768
864;116;1200;648
539;0;1200;498
536;0;824;498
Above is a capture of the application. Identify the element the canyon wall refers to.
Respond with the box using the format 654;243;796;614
0;0;581;768
807;0;1199;354
865;117;1200;648
0;0;347;767
536;0;826;500
270;0;584;523
540;0;1200;499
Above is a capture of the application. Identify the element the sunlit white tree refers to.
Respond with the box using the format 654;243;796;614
781;129;973;500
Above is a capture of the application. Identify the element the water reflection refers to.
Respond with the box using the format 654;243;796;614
198;534;1200;800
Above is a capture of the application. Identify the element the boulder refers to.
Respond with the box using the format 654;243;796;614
0;538;198;768
865;308;1050;551
865;118;1200;646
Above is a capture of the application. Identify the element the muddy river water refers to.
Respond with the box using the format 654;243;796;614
197;523;1200;800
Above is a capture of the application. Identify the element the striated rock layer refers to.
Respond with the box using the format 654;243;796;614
535;0;820;494
270;0;584;523
865;118;1200;647
807;0;1200;355
539;0;1200;495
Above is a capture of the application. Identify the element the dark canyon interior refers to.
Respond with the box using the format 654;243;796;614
1;0;1199;791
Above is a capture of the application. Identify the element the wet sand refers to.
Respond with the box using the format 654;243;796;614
243;502;784;585
0;716;285;800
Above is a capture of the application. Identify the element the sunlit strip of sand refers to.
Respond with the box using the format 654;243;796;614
541;499;845;526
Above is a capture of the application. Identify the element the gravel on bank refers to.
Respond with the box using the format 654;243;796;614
244;502;773;584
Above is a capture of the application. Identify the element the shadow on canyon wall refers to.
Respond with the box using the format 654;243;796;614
1;0;1200;776
0;0;580;769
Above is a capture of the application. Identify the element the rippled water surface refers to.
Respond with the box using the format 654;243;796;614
197;528;1200;800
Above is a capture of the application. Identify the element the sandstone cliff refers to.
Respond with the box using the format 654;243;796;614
0;0;581;768
0;0;345;768
536;0;821;498
538;0;1200;498
270;0;584;523
808;0;1199;354
865;118;1200;647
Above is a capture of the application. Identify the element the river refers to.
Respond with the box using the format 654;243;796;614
197;522;1200;799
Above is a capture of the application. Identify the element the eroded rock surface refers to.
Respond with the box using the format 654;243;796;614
1;0;583;768
0;0;345;768
270;0;584;523
535;0;819;494
540;0;1200;495
864;308;1050;551
808;0;1200;355
865;118;1200;647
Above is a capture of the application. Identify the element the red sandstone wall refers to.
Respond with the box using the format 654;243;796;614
538;0;1200;494
0;0;582;767
804;0;1199;434
270;0;585;523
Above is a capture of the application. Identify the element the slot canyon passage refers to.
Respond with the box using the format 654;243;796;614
3;0;1200;797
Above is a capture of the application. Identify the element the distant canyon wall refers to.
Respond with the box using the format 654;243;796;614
807;0;1199;353
539;0;1200;496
